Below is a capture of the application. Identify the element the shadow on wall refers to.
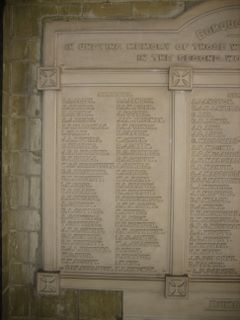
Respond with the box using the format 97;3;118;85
1;1;6;319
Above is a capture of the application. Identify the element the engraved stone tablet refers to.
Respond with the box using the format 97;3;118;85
58;86;171;278
41;1;240;319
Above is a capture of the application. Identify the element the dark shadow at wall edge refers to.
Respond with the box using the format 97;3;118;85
1;1;6;320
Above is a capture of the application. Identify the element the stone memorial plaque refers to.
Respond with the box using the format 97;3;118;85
40;1;240;319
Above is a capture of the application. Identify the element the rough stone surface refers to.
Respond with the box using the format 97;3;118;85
79;290;123;320
133;1;185;18
83;2;132;18
9;286;29;317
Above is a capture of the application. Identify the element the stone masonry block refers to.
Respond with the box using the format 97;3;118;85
30;176;41;209
10;151;41;175
83;2;132;18
11;39;30;60
133;1;185;18
2;174;10;209
29;231;40;264
11;62;29;94
3;92;9;116
13;5;58;37
10;286;29;317
2;209;10;238
30;119;42;151
2;233;9;268
3;6;11;60
10;210;40;232
27;94;41;118
10;95;27;118
33;287;79;319
2;291;9;320
9;231;29;263
58;4;82;15
10;175;29;208
79;290;123;320
10;38;40;62
2;266;9;291
59;290;79;320
10;263;30;285
3;62;10;92
9;118;29;150
3;117;10;151
33;294;60;317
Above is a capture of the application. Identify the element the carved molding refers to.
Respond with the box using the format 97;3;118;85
165;275;189;299
169;66;192;91
37;272;60;295
37;67;60;90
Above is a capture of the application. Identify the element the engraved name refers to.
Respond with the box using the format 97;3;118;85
208;299;240;311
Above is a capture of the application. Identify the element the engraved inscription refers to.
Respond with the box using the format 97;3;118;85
57;9;240;70
207;299;240;311
187;89;240;277
58;87;171;277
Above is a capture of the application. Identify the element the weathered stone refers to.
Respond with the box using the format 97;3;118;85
58;290;79;319
27;94;41;118
10;263;30;284
2;174;10;209
2;233;9;268
2;117;9;151
2;209;10;238
2;266;9;292
58;0;82;3
30;176;41;209
30;119;41;151
3;6;11;61
34;295;60;318
11;39;29;60
2;291;9;320
79;290;123;320
11;38;40;61
2;150;10;176
9;231;29;262
29;232;40;264
3;62;10;92
9;118;29;150
13;6;58;37
30;39;41;61
10;175;29;208
10;210;41;231
10;151;41;175
10;95;27;117
58;4;82;14
83;2;132;18
26;64;38;95
11;62;28;94
9;286;29;316
2;92;9;116
133;1;185;18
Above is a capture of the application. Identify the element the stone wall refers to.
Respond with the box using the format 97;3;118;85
2;0;203;319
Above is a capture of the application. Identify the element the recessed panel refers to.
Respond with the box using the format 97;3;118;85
186;88;240;279
57;86;172;278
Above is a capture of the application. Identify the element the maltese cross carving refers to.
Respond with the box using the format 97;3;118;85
37;67;60;90
165;276;189;298
37;272;60;295
169;66;192;91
